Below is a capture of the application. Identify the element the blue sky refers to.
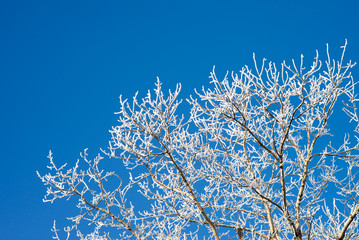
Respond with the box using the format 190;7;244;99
1;0;359;239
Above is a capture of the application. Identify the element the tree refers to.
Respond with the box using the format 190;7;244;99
38;41;359;239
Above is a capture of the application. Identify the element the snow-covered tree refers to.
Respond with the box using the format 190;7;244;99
38;41;359;239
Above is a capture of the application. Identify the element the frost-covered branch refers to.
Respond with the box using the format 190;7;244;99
39;42;359;239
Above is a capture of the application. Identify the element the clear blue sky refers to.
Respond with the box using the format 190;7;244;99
1;1;359;239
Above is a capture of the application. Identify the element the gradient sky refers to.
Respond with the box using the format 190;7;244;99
1;1;359;239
